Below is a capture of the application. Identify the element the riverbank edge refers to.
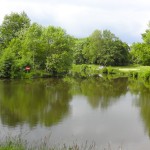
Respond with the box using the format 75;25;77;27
3;64;150;83
69;64;150;82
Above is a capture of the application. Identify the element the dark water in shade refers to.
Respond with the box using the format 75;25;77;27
0;77;150;149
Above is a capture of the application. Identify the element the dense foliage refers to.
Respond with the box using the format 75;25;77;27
0;12;30;49
130;23;150;65
0;12;74;78
1;11;149;78
73;30;130;66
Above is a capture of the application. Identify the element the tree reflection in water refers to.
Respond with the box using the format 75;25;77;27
0;76;150;141
68;77;128;109
0;79;72;127
129;80;150;137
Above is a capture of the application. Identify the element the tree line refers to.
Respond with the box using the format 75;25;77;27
0;12;149;78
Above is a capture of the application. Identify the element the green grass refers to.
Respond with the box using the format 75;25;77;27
111;66;150;81
70;64;101;78
113;65;150;73
70;64;150;82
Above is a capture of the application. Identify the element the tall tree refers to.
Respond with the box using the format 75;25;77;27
21;23;43;70
130;23;150;66
41;26;74;75
142;22;150;44
83;30;103;64
83;29;129;66
0;12;30;49
0;36;24;78
73;38;87;64
130;43;150;65
0;23;43;78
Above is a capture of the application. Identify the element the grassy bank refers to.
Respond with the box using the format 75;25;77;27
70;64;150;82
112;65;150;81
9;64;150;82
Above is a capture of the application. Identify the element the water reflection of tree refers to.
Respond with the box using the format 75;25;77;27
68;77;128;109
0;79;72;127
129;80;150;137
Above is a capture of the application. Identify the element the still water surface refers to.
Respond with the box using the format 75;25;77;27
0;78;150;149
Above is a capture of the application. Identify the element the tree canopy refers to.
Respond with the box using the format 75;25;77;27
0;12;75;78
130;23;150;66
74;30;129;66
0;12;30;49
2;11;147;78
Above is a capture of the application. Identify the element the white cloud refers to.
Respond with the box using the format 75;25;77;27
0;0;150;44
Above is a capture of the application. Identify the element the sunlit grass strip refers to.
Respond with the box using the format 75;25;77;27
118;68;140;72
70;64;150;82
111;66;150;81
114;66;150;72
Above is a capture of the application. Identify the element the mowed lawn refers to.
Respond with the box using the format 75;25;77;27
72;65;150;73
112;65;150;73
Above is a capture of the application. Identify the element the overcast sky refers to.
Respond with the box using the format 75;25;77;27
0;0;150;44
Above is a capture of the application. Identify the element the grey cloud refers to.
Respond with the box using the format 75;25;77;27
0;0;149;44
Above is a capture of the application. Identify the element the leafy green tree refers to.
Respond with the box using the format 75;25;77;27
0;23;44;78
41;26;73;75
102;30;119;41
83;30;103;64
0;47;16;78
73;38;87;64
0;12;30;49
83;29;129;66
0;12;30;77
130;43;150;65
0;35;27;78
0;20;74;77
21;23;43;70
130;23;150;66
130;43;143;64
100;40;129;66
142;22;150;44
142;45;150;65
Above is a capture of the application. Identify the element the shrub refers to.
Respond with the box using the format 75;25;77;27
107;68;119;74
101;67;108;74
143;70;150;81
134;72;138;79
129;71;134;77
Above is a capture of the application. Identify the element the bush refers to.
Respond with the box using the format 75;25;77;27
134;72;138;79
101;67;108;74
80;64;90;73
129;71;139;79
143;70;150;81
107;67;119;74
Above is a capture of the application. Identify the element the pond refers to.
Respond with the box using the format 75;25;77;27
0;77;150;149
